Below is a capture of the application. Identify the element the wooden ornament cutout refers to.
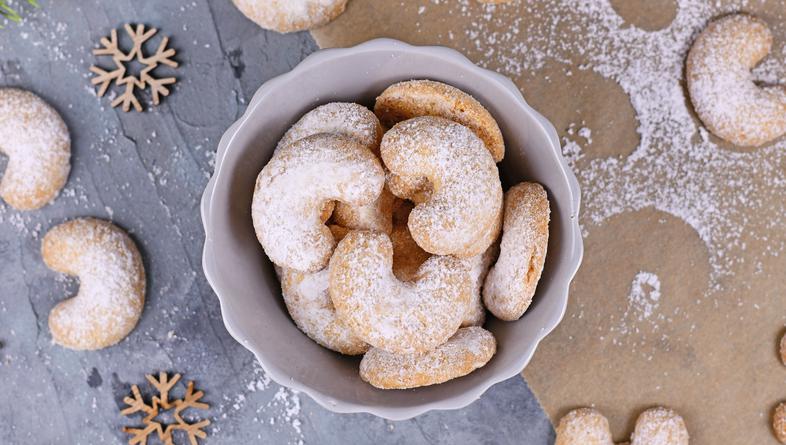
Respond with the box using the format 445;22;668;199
90;24;178;112
120;372;211;445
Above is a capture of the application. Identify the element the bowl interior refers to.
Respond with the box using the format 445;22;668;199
205;42;578;415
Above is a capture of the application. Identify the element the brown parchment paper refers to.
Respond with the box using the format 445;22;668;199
312;1;786;443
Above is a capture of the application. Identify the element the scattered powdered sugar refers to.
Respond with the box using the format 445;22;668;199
627;271;662;322
215;362;305;445
444;0;786;288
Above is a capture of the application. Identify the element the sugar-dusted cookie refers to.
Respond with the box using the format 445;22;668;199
329;230;470;354
231;0;348;33
686;14;786;146
43;218;145;350
0;88;70;210
483;182;550;321
375;80;504;161
381;116;503;258
280;266;368;355
252;133;385;272
556;407;689;445
359;327;496;389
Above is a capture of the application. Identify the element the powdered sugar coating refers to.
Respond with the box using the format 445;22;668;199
375;80;505;162
359;327;496;389
231;0;348;33
556;407;688;445
381;116;503;258
252;134;385;272
630;408;689;445
483;182;550;321
0;88;70;210
280;267;369;356
276;102;383;155
555;408;614;445
42;218;145;351
329;230;470;355
686;14;786;147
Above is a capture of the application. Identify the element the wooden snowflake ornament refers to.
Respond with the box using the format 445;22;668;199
90;24;178;112
120;372;210;445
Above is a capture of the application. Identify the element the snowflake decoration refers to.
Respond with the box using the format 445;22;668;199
90;24;178;112
120;372;211;445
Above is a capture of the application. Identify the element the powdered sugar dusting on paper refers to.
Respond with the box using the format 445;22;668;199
436;0;786;288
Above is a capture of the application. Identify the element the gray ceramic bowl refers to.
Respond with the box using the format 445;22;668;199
201;38;582;420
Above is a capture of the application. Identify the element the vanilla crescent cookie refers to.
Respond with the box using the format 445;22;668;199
252;133;385;272
381;116;503;258
359;327;496;389
329;230;471;355
483;182;550;321
275;102;390;233
556;407;689;445
42;218;145;350
280;267;369;355
460;242;498;327
375;80;505;162
276;102;383;155
0;88;70;210
231;0;348;33
686;14;786;146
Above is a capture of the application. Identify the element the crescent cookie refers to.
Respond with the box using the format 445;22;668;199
252;133;385;272
359;327;496;389
231;0;348;33
483;182;550;321
280;267;369;355
0;88;70;210
329;230;471;355
276;102;390;233
390;200;493;327
375;80;505;162
276;102;383;155
42;218;145;350
686;14;786;146
381;116;503;258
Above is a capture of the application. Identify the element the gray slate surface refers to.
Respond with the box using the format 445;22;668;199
0;1;554;444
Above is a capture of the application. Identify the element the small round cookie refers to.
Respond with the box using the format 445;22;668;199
332;185;395;234
329;230;471;355
555;408;614;445
42;218;145;350
483;182;550;321
275;102;383;154
0;88;70;210
231;0;348;33
381;116;503;258
686;14;786;146
630;408;689;445
375;80;505;162
359;327;496;389
280;267;369;355
252;133;385;272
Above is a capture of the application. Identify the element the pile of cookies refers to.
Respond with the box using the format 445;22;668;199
252;80;551;389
